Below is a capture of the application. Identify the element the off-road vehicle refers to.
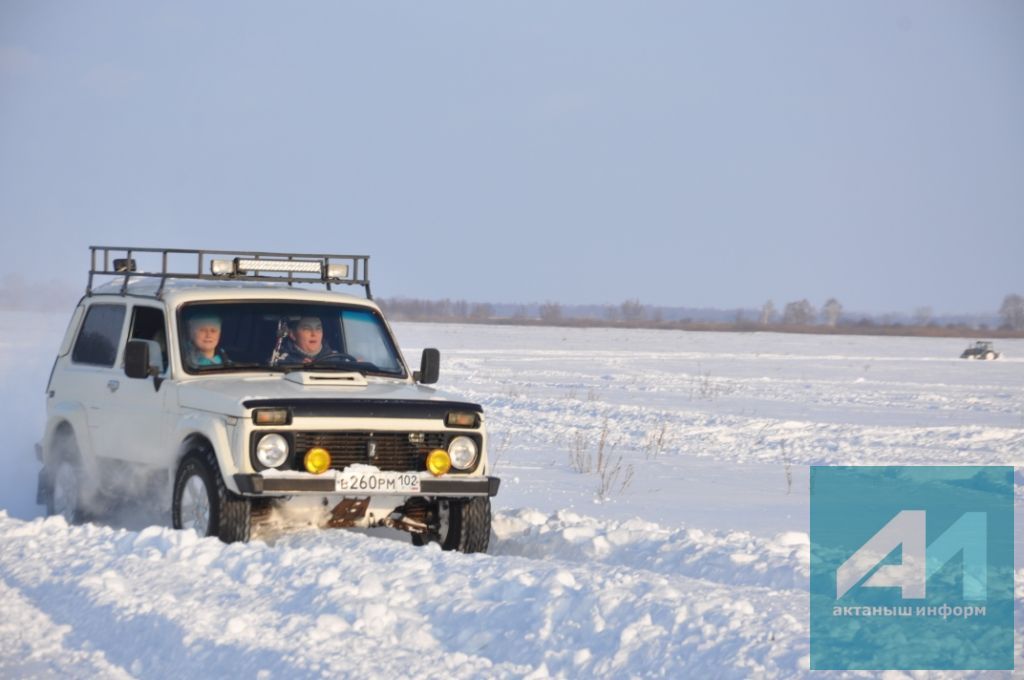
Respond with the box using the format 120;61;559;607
36;247;498;552
960;340;1000;360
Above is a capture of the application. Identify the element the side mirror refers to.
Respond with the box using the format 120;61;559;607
415;348;440;384
125;340;164;389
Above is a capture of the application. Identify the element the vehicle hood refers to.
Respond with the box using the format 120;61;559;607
176;374;479;417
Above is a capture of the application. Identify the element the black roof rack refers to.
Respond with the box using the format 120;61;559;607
87;246;372;299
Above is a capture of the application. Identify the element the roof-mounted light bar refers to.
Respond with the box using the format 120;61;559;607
235;258;320;274
210;258;350;280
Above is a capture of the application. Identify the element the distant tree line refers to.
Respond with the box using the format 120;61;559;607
1000;294;1024;330
377;293;1024;338
377;297;497;321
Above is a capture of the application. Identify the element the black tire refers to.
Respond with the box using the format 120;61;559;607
172;447;252;543
448;497;492;553
433;497;491;554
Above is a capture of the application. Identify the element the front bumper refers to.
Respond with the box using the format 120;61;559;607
234;473;501;498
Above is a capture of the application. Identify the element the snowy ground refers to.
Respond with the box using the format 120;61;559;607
1;312;1022;677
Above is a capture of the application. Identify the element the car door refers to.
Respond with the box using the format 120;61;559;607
63;301;128;464
105;303;173;468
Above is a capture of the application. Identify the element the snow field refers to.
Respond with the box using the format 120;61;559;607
416;330;1024;470
1;314;1022;677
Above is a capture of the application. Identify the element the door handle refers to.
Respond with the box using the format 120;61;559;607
107;379;120;392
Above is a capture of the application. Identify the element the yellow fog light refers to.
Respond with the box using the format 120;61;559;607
426;449;451;477
304;447;331;474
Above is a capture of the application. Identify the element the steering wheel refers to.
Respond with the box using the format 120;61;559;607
304;352;358;368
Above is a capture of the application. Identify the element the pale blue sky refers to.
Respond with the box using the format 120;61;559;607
1;2;1021;314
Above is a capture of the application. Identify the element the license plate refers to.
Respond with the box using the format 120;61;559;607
335;471;421;494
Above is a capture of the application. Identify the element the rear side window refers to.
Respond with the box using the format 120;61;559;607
72;304;126;367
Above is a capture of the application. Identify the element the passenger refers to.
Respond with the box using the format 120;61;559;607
186;314;227;367
277;316;334;365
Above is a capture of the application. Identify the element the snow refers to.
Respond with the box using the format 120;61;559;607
0;511;811;677
1;313;1022;677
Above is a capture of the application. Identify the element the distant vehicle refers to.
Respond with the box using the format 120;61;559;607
36;246;498;553
960;340;1000;360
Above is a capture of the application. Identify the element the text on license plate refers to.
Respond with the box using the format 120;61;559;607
336;472;421;494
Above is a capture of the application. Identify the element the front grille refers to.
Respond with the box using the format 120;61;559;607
292;432;447;472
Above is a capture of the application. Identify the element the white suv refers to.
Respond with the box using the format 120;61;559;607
36;247;498;553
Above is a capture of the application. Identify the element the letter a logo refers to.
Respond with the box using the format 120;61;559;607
836;510;987;600
836;510;926;599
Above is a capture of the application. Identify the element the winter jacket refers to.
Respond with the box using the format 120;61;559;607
185;343;226;367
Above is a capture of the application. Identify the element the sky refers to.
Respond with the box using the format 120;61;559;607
1;2;1022;314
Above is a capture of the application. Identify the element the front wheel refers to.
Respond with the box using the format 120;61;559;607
172;448;252;543
414;497;491;554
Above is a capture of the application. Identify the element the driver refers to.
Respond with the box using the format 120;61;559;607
277;316;334;365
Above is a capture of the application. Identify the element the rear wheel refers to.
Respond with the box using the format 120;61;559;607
49;458;84;523
414;497;491;553
44;433;91;524
172;447;252;543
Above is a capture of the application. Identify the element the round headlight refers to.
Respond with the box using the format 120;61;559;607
256;433;289;469
448;436;478;470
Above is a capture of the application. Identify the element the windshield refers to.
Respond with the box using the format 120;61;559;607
178;301;406;377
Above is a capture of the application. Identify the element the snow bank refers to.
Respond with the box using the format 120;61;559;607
492;509;809;591
0;512;811;678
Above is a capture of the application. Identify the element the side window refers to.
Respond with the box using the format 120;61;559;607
71;304;126;367
128;306;168;371
340;309;401;372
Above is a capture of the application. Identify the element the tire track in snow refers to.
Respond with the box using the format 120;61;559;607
0;576;134;680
